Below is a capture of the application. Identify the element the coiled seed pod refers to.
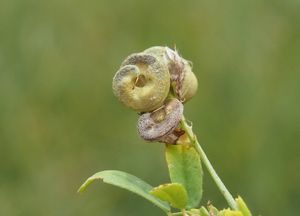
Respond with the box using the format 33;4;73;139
137;98;184;144
112;52;170;112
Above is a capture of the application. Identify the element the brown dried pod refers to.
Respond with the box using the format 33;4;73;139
137;98;184;144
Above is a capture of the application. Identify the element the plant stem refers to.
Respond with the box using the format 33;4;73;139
181;116;238;210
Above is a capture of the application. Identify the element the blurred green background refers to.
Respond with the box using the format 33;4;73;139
1;0;299;215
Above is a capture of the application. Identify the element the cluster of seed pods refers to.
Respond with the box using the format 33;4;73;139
112;46;198;144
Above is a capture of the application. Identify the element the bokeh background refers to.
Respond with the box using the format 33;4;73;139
1;0;299;215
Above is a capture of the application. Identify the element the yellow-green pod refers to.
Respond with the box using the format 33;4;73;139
180;61;198;102
145;46;198;102
143;46;169;65
112;52;170;112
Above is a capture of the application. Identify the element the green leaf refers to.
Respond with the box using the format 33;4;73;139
166;144;203;208
78;170;170;212
150;183;188;209
199;206;210;216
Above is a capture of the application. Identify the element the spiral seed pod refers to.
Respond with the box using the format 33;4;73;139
137;98;184;144
112;52;170;112
143;46;170;65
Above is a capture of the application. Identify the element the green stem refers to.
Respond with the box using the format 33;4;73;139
181;116;237;210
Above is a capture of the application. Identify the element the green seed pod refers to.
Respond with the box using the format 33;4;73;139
145;46;198;102
143;46;169;65
165;47;198;102
112;52;170;112
180;61;198;102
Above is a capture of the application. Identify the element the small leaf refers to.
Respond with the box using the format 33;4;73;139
199;206;210;216
189;208;207;216
166;144;203;208
78;170;170;212
208;204;219;216
150;183;188;209
235;196;252;216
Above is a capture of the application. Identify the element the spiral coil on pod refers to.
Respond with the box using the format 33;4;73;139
137;98;184;144
113;52;170;112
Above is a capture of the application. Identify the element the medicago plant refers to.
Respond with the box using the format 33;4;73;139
78;46;252;216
